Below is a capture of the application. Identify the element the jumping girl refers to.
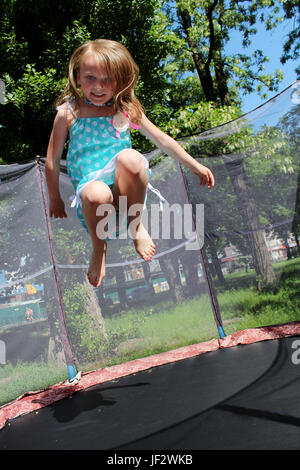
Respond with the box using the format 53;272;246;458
45;39;214;287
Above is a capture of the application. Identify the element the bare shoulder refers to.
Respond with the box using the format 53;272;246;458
55;101;77;131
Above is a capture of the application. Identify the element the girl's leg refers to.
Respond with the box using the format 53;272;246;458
81;180;114;286
113;149;156;261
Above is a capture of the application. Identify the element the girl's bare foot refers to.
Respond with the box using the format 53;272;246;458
132;222;156;261
87;240;107;287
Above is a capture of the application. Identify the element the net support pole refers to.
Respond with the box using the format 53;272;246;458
199;247;226;339
37;158;78;381
178;162;226;339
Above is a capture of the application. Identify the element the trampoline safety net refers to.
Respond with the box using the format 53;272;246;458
0;81;299;409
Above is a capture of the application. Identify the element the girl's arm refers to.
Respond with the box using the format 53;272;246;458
45;107;69;218
139;113;215;189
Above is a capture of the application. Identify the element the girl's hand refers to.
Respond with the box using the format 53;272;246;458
49;196;67;218
193;163;215;189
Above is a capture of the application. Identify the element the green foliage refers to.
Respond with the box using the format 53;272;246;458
0;0;174;161
1;66;62;161
42;21;92;78
0;17;92;162
160;0;298;105
162;101;241;138
1;0;298;161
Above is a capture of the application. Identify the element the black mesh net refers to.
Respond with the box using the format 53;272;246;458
0;81;299;407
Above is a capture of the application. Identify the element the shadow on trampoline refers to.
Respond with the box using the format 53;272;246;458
32;382;150;424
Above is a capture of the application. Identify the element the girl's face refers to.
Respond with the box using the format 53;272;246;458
76;54;116;105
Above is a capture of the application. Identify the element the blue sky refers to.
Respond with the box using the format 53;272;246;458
226;15;299;113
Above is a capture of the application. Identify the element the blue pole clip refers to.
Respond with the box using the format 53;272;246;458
218;325;226;339
67;364;77;381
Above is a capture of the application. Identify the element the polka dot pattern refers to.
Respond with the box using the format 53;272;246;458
67;116;131;193
66;115;132;231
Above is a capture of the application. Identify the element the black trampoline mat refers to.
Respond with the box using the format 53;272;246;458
1;336;300;450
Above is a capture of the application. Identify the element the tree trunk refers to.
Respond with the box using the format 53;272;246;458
213;0;232;106
113;267;128;307
293;231;300;256
177;7;217;103
207;236;227;285
47;336;66;366
292;166;300;256
180;251;201;296
47;291;66;365
284;235;292;260
83;277;107;339
224;154;276;291
213;50;232;106
143;262;155;295
159;256;185;303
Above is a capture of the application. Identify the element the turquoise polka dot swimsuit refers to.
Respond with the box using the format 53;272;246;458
67;116;131;190
61;98;163;237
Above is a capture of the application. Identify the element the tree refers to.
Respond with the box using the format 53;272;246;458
280;0;300;74
274;103;300;256
170;91;300;291
163;0;294;106
159;0;300;290
0;0;172;162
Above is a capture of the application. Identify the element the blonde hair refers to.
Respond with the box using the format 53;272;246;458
56;39;144;123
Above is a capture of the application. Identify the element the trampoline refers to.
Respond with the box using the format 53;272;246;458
0;81;300;451
1;335;300;450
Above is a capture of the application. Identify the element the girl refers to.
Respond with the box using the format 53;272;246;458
46;39;215;287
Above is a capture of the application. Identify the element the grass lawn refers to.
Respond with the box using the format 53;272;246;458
103;257;300;365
